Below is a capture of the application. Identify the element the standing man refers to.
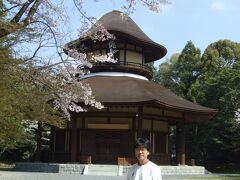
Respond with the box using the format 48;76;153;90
127;137;162;180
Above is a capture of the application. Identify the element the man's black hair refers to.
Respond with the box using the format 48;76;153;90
134;137;150;151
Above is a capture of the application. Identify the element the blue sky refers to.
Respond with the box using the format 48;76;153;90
65;0;240;67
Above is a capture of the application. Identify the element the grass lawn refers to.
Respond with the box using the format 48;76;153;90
182;175;240;180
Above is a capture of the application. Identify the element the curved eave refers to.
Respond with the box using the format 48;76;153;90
96;100;218;114
88;100;217;123
152;100;218;114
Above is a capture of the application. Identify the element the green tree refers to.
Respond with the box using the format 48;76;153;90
176;41;202;100
158;41;202;100
157;53;179;89
0;47;26;156
158;41;206;164
189;40;240;165
145;62;158;82
0;34;65;159
157;40;240;167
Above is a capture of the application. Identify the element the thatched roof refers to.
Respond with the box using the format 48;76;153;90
82;76;218;115
66;10;167;62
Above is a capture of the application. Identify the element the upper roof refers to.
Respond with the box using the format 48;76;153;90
82;76;218;115
65;10;167;63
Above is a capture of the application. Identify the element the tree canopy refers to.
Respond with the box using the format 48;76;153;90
158;39;240;166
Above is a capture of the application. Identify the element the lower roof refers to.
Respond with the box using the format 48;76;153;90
82;76;218;114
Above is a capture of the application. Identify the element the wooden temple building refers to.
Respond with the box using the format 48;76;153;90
49;11;217;165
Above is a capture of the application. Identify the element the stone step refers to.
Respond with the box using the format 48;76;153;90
161;166;205;175
86;164;119;176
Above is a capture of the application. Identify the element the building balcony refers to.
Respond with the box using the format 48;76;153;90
81;61;153;80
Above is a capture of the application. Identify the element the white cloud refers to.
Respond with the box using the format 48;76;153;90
211;1;226;11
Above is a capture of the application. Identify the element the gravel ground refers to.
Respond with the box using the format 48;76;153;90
0;170;240;180
1;170;236;180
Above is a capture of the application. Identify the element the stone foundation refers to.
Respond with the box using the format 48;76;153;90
123;165;205;175
15;162;205;175
14;162;85;173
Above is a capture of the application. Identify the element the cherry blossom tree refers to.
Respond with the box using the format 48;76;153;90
1;0;170;120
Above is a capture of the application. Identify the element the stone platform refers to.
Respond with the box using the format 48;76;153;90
14;162;205;176
14;163;85;173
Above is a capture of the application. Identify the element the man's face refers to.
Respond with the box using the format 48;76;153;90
135;147;149;162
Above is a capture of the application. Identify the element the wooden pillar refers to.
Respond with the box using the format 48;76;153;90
150;119;154;155
137;106;143;137
132;116;137;158
70;117;77;162
176;122;186;165
107;108;111;124
49;125;55;161
82;117;85;129
167;125;171;156
132;117;136;132
124;42;127;65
